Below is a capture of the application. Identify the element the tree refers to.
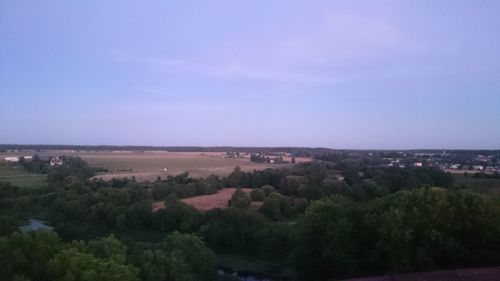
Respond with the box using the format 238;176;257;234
88;235;127;263
200;208;269;256
249;188;265;202
0;231;139;281
0;215;17;235
294;188;500;280
260;194;281;220
46;247;139;281
279;176;308;196
257;223;294;261
137;232;216;281
229;189;250;209
261;185;277;196
375;188;500;273
152;202;202;233
0;231;62;280
294;196;378;279
260;192;291;220
225;167;249;187
164;232;217;280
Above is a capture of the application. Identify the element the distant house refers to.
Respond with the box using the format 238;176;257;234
223;152;241;159
414;162;423;167
485;166;496;172
472;165;484;171
4;156;20;162
50;157;63;166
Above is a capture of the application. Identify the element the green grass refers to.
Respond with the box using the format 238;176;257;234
454;174;500;193
0;163;47;188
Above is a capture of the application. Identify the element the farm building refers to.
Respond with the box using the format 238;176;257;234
4;156;32;162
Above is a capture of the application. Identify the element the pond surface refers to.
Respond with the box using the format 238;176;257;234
217;267;292;281
19;218;53;233
216;254;294;281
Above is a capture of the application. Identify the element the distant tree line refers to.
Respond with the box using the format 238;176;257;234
0;145;333;157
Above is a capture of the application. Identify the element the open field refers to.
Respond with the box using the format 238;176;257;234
454;174;500;193
0;162;47;188
1;150;311;181
153;188;259;211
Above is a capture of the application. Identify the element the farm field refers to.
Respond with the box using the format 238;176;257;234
0;162;47;188
0;150;310;181
153;188;259;211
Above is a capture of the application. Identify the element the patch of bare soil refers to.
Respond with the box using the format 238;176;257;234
153;188;253;211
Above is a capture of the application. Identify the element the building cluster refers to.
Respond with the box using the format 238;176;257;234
3;155;63;166
49;157;63;166
377;151;500;173
249;152;288;164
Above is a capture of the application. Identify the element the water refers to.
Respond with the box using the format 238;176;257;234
217;267;290;281
19;218;53;233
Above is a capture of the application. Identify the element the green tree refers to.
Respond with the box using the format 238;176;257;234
294;196;377;279
138;232;216;281
225;167;249;187
279;176;308;196
229;189;250;209
249;188;265;202
164;232;217;281
88;235;127;263
46;247;139;281
260;192;291;220
261;185;277;196
0;231;62;280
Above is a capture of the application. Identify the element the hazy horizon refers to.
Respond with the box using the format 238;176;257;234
1;143;499;152
1;1;499;149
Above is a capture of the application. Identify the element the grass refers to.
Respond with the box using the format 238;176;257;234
0;163;47;188
454;174;500;193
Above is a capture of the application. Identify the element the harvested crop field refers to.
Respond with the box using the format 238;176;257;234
153;188;257;211
0;150;310;181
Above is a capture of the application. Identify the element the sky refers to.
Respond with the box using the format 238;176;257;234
1;0;499;149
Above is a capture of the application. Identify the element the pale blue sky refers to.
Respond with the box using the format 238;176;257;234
1;1;499;149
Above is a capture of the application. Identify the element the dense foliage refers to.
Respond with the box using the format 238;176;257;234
2;156;500;280
294;188;500;279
